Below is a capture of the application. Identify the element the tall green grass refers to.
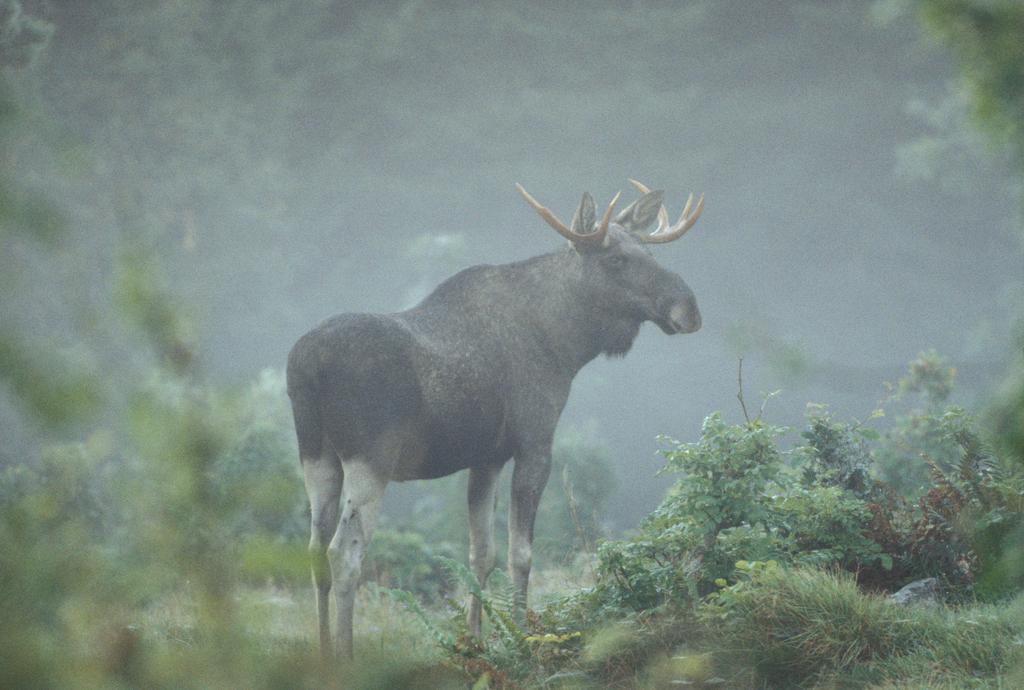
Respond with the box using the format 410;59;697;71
704;567;1024;688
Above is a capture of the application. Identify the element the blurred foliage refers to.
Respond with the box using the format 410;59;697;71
387;427;617;571
0;0;51;69
723;322;812;384
915;0;1024;603
873;350;961;497
0;0;60;243
918;0;1024;168
0;334;101;427
537;430;618;561
0;1;90;429
2;1;1024;688
365;530;459;602
115;246;197;374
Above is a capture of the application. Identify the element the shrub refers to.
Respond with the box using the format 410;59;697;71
363;529;458;601
873;350;963;498
593;411;898;610
590;413;787;613
908;408;1024;597
210;369;307;543
535;430;617;562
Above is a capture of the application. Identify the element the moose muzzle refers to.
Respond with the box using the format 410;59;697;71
651;288;701;335
667;297;701;333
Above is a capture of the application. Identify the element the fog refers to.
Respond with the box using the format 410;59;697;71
3;0;1022;527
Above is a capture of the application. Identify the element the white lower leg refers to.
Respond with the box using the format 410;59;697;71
303;456;341;658
327;461;384;659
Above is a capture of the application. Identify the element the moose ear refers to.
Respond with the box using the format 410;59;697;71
570;192;597;236
614;190;664;233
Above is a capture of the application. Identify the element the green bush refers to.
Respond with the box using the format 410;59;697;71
364;529;458;601
873;350;963;498
535;430;617;562
907;407;1024;597
592;411;898;612
210;369;307;543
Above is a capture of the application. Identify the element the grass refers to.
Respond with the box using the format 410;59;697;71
122;583;456;689
141;583;444;661
701;567;1024;689
113;566;1024;689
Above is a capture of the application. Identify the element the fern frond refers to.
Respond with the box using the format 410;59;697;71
438;556;484;599
436;557;531;660
487;569;518;617
384;587;455;651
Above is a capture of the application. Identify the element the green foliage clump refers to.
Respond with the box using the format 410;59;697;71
657;413;786;544
592;410;898;615
364;530;459;602
390;557;607;689
584;353;1024;633
919;0;1024;167
492;354;1024;686
910;408;1024;597
210;369;306;543
799;403;878;495
873;350;962;498
0;1;52;70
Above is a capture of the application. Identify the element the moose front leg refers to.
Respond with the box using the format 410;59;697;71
467;464;501;638
508;452;551;622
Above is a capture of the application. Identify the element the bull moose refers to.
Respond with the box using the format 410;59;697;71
286;179;705;658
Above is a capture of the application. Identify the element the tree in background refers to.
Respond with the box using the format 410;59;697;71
0;0;98;432
918;1;1024;168
913;0;1024;588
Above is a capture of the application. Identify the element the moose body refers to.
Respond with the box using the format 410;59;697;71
287;180;705;658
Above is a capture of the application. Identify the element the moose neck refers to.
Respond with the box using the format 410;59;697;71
516;249;643;374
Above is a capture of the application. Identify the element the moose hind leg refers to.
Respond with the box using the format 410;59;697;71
303;454;342;659
327;459;386;659
466;465;501;638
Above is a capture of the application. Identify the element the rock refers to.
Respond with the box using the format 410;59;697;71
889;578;940;607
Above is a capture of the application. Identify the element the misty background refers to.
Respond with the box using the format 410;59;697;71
3;0;1022;528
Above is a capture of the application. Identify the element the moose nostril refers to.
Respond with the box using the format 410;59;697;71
669;302;701;333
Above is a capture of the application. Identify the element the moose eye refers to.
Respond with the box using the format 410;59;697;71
605;254;627;269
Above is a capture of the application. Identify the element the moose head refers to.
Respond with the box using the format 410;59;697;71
517;179;703;354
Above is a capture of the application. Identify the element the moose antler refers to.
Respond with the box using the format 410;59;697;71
516;183;621;246
628;179;705;244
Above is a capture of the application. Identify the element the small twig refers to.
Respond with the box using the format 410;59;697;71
757;389;781;422
737;357;751;424
562;465;593;554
